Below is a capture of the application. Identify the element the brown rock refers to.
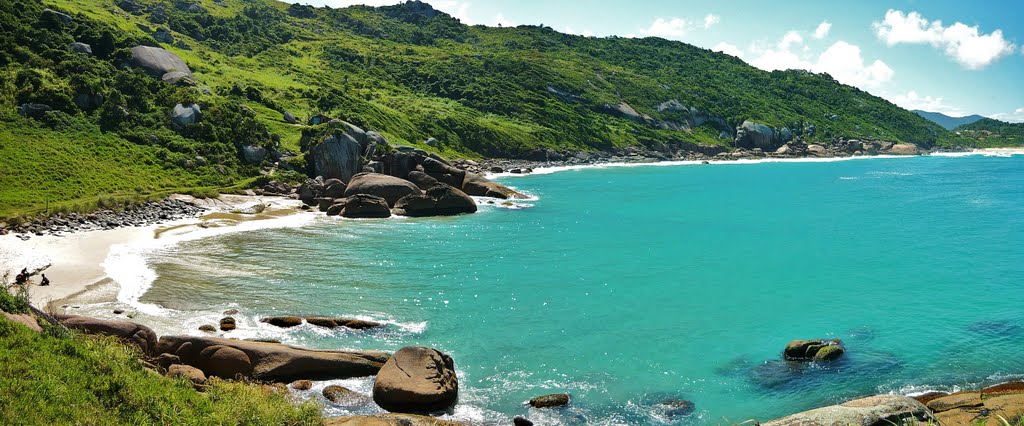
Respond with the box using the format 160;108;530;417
219;316;236;331
199;324;216;332
373;346;458;413
529;393;570;408
762;394;933;425
392;184;477;217
155;353;181;371
323;385;369;406
912;391;948;405
344;173;420;207
461;173;524;199
926;391;982;413
198;345;252;378
305;317;383;330
326;194;392;219
783;339;843;361
290;379;313;390
167;364;206;386
324;414;466;426
982;381;1024;396
261;316;303;328
3;312;42;333
55;314;158;356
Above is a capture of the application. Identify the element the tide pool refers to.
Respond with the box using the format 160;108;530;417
81;154;1024;424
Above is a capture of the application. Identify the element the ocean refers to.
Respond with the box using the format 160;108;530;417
72;152;1024;424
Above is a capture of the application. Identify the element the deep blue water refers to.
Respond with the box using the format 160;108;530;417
89;154;1024;424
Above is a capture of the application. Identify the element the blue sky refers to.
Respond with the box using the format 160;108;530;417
296;0;1024;122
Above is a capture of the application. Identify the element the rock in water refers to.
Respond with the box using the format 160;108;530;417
372;346;458;414
55;314;158;356
304;317;382;329
219;317;236;331
529;393;570;408
261;316;303;328
461;173;524;199
783;339;845;361
129;46;193;79
290;380;312;390
344;173;420;207
323;385;368;406
325;414;466;426
392;184;477;217
326;194;392;219
761;395;934;425
513;416;533;426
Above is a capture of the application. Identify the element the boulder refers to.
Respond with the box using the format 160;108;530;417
344;173;420;207
241;145;266;164
199;324;216;332
167;364;206;385
18;103;52;119
310;132;363;183
735;121;778;150
305;317;383;329
41;8;72;24
69;42;92;55
405;171;439;191
323;178;347;198
2;312;42;333
219;317;236;331
529;393;570;408
161;71;192;85
156;335;390;382
298;176;326;204
806;144;828;157
326;194;392;219
283;111;297;124
461;174;524;199
421;157;465;187
783;339;844;361
129;46;192;79
171;103;201;128
154;28;174;44
325;414;466;426
262;181;291;195
155;353;180;370
323;385;368;406
55;314;158;356
761;395;934;426
393;184;477;217
372;346;458;414
384;152;419;179
261;316;303;328
513;416;533;426
888;143;921;155
290;379;313;390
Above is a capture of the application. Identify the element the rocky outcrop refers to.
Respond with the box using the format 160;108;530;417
325;414;466;426
3;312;42;333
344;173;420;207
308;123;366;182
886;143;921;155
69;42;92;55
326;194;392;219
55;314;158;356
392;184;477;217
372;346;458;414
156;335;389;382
529;393;570;408
298;177;325;205
783;339;845;361
735;120;779;150
129;46;192;81
916;382;1024;425
461;174;524;199
762;395;934;425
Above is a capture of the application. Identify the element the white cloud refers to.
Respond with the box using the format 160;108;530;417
873;9;1016;69
989;107;1024;123
711;42;744;58
703;14;720;29
563;26;594;38
888;90;966;116
778;30;804;50
639;17;692;39
813;21;831;39
494;13;516;27
747;31;893;89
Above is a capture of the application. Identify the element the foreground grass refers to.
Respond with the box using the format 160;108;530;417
0;310;323;425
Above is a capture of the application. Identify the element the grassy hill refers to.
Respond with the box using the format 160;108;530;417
0;0;991;220
953;118;1024;147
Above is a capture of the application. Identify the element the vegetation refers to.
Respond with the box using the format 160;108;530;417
0;0;1016;219
953;118;1024;147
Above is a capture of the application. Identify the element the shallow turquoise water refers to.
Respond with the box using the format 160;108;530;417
129;155;1024;424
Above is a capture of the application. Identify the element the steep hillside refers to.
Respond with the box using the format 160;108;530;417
0;0;966;218
913;110;985;130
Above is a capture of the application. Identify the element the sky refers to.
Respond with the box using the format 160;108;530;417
290;0;1024;122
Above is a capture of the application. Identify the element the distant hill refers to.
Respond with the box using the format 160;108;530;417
953;118;1024;146
914;110;985;130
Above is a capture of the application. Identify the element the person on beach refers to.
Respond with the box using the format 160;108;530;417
15;268;28;284
39;274;50;286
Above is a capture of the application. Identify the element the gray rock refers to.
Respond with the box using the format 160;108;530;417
322;178;346;198
41;8;72;24
171;103;201;128
298;176;325;204
310;130;363;183
735;120;778;150
154;28;174;44
761;395;934;426
130;46;193;79
283;111;297;124
373;346;458;414
343;173;420;207
161;71;193;85
326;194;391;219
406;171;438;190
425;137;438;147
69;42;92;55
241;145;266;164
392;184;477;217
17;103;52;119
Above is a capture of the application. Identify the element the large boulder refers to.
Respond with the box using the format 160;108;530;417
735;120;779;150
461;174;524;199
305;317;383;329
171;103;201;128
69;42;92;55
167;363;207;386
393;184;477;217
241;145;266;164
129;46;192;80
887;143;921;155
326;194;392;219
406;171;439;191
322;178;347;198
383;151;419;179
41;8;72;24
373;346;458;414
421;157;465;187
761;395;934;426
298;176;326;204
3;312;42;333
55;314;158;356
344;173;420;207
156;335;389;382
310;131;363;183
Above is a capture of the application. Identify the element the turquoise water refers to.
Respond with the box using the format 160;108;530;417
118;155;1024;423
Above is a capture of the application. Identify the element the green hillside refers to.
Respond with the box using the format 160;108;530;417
954;118;1024;147
0;0;977;219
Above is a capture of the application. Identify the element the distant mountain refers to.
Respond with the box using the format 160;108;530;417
913;110;986;130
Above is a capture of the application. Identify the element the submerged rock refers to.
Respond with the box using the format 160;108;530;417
783;339;844;361
529;393;570;408
373;346;458;414
305;317;382;329
325;414;466;426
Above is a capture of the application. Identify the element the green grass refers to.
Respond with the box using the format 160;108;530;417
0;314;323;425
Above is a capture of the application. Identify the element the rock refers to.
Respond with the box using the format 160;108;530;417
656;399;695;418
156;335;389;382
290;379;313;390
735;121;778;150
153;28;174;44
241;145;267;164
424;137;438;147
323;178;347;198
489;166;504;173
130;46;192;79
262;181;291;195
41;8;72;24
309;123;367;182
513;416;533;426
888;143;921;155
406;171;438;191
219;316;236;331
461;174;524;199
161;71;193;85
926;391;982;413
344;173;420;207
69;42;92;55
806;144;828;157
982;381;1024;396
324;414;466;426
298;177;325;204
372;346;458;414
326;194;392;219
17;103;52;119
911;391;948;406
155;353;181;370
283;111;297;124
166;364;206;385
761;395;934;426
421;157;466;187
223;309;240;315
2;312;42;333
323;385;368;406
261;316;303;328
392;184;477;217
304;317;383;330
783;339;844;361
384;152;419;179
171;103;201;128
529;393;570;408
55;314;158;356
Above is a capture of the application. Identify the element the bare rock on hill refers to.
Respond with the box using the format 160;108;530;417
761;395;934;426
392;184;476;217
55;314;158;356
308;122;367;182
171;103;201;128
461;173;524;199
129;46;192;80
373;346;458;414
344;173;420;207
156;335;390;382
69;42;92;55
